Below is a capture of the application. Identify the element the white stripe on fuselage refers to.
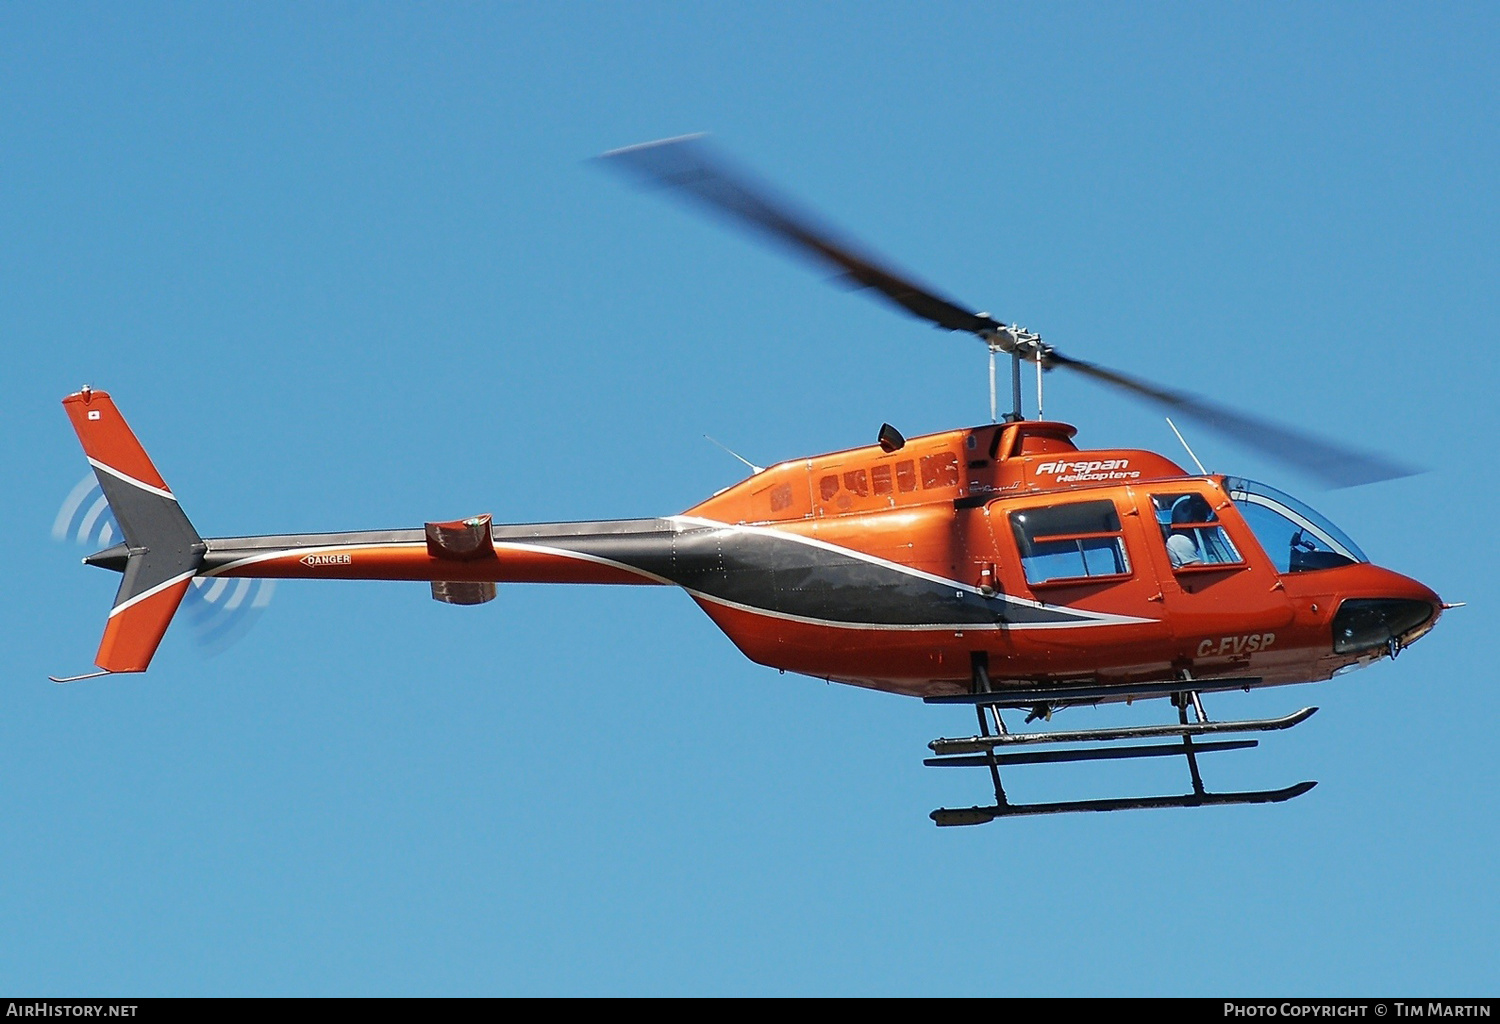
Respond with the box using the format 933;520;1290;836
198;517;1158;630
666;515;1156;627
200;542;408;577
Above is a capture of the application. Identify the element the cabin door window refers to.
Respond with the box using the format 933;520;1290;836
1008;500;1130;586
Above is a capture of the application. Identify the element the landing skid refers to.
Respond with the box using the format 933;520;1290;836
931;782;1317;825
927;657;1318;825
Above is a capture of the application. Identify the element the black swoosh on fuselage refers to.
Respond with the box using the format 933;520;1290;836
494;518;1128;629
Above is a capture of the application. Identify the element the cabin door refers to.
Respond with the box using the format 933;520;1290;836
1129;485;1294;672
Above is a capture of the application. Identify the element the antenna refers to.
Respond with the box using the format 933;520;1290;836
1166;417;1208;475
703;435;763;474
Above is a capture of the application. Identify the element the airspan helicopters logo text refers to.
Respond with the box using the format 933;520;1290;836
1034;459;1141;483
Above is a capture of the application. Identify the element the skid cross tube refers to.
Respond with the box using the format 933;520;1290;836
925;738;1259;768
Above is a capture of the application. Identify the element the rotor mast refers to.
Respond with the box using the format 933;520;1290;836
983;324;1048;423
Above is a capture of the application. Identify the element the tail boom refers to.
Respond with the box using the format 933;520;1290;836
199;521;675;586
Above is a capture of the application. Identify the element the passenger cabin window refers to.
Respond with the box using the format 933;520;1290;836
1010;500;1130;585
819;459;921;508
1152;493;1241;569
920;452;959;489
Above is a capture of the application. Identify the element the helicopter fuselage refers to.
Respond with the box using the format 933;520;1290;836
190;419;1441;699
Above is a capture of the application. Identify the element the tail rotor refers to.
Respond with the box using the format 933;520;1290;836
53;471;275;660
53;473;119;548
183;575;277;655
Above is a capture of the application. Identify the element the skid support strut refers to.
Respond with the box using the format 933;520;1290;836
1174;691;1206;797
969;654;1008;810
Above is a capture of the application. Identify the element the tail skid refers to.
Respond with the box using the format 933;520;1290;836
55;388;205;676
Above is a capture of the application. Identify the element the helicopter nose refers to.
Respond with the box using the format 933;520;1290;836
1330;573;1443;655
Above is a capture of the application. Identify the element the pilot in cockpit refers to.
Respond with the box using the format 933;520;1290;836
1165;493;1215;568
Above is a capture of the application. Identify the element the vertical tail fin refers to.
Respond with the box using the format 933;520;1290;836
60;388;204;674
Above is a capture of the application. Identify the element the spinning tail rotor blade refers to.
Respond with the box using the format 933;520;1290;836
54;473;120;548
183;575;277;655
1045;353;1418;489
54;473;275;654
600;135;1001;336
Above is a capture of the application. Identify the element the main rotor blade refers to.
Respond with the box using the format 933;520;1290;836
601;135;1416;489
599;135;1001;336
1047;351;1418;488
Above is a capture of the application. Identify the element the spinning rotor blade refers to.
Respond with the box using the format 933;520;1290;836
1044;352;1418;488
54;473;276;653
600;135;1001;336
601;135;1418;488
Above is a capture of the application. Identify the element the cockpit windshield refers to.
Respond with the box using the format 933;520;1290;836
1226;478;1368;573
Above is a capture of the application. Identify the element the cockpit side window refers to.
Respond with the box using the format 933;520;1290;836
1151;492;1242;569
1226;478;1366;573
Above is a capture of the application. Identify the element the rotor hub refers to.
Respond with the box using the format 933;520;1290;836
985;325;1052;367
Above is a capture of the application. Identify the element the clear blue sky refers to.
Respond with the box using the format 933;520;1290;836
3;2;1496;996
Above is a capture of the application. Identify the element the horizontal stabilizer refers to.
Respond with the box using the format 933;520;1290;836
426;514;497;561
427;515;498;604
431;580;497;605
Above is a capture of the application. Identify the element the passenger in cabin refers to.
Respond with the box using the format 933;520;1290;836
1166;494;1214;568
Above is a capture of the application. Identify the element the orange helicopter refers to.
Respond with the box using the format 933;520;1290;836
52;137;1448;824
